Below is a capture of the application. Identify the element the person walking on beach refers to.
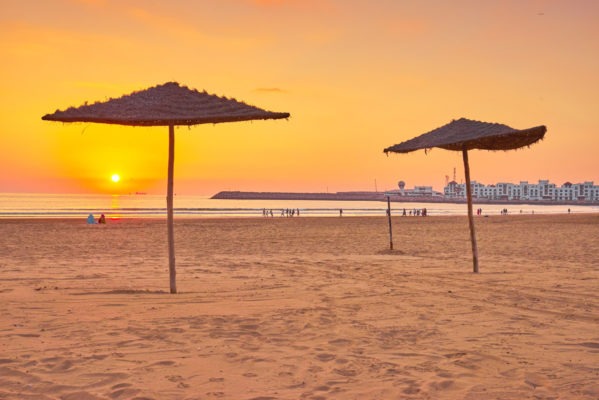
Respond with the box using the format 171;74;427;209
297;208;300;216
402;208;406;216
339;208;343;217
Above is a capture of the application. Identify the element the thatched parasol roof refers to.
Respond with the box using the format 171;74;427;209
42;82;290;126
384;118;546;154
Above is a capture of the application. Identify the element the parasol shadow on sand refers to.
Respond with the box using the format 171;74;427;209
43;82;290;293
384;118;546;272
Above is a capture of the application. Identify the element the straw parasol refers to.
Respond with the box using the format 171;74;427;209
384;118;546;272
43;82;289;293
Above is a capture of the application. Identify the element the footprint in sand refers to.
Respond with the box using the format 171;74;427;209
248;397;277;400
333;368;357;377
315;353;336;362
78;372;130;389
328;338;351;347
428;380;455;391
0;366;42;387
111;383;132;390
60;391;106;400
146;360;176;369
443;352;467;359
108;387;141;399
403;385;421;395
452;358;479;371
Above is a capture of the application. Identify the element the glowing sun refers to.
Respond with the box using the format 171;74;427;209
111;174;120;182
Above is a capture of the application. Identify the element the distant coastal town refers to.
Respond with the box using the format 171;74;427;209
212;179;599;204
393;179;599;202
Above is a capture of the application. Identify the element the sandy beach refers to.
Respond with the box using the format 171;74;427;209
1;214;598;399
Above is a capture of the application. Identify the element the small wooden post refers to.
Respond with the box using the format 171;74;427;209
167;125;177;293
387;196;393;250
462;147;479;273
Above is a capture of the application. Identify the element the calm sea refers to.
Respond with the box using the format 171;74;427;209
0;193;597;219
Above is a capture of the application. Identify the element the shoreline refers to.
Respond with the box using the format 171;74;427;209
1;212;597;221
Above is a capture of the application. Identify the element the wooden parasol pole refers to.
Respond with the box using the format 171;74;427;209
386;195;393;250
167;125;177;293
462;147;479;273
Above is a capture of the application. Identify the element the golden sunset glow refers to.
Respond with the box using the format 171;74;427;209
0;1;598;195
111;174;120;183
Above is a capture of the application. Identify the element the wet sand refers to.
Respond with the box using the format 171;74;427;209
1;214;598;399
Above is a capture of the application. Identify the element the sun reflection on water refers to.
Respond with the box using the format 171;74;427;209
110;195;121;220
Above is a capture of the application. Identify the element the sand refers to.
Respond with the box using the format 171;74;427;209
0;214;598;399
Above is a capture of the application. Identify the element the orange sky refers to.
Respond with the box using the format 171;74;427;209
1;0;598;195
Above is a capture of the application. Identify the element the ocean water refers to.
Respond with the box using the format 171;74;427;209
0;193;597;219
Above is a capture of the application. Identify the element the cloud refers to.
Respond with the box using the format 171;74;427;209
253;87;287;93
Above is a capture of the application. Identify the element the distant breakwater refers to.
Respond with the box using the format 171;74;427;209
211;191;599;206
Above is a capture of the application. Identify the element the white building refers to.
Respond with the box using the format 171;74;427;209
389;182;444;197
444;180;599;201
